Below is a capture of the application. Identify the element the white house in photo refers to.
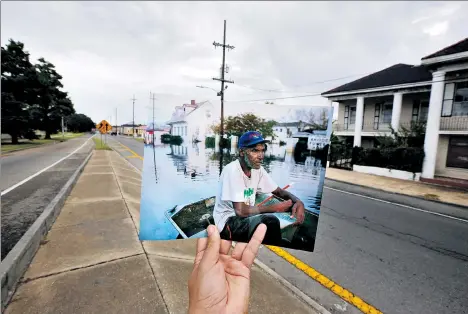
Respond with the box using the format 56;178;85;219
322;37;468;182
167;100;218;144
271;121;313;143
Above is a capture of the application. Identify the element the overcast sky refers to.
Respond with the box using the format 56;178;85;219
2;1;467;125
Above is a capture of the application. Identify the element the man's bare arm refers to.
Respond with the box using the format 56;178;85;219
271;187;301;203
232;200;292;218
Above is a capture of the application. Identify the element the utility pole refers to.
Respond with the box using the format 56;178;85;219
61;116;65;141
115;107;118;135
131;95;137;137
150;92;157;145
212;20;234;139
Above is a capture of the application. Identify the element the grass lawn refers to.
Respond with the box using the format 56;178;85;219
134;137;144;142
51;132;84;139
1;132;85;154
93;137;112;150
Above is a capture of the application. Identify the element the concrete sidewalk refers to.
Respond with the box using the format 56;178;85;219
4;150;319;314
326;168;468;207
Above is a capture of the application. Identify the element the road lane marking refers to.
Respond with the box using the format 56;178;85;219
111;142;381;313
324;186;468;223
266;245;383;314
1;135;95;196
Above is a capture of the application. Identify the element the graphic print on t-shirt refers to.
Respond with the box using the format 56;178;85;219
243;187;255;206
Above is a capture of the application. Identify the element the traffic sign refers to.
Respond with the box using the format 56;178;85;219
97;120;112;134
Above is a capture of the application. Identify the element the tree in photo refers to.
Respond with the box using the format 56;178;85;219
211;113;276;139
65;113;95;132
30;58;75;138
1;39;37;144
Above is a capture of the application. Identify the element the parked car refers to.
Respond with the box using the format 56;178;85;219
111;132;117;136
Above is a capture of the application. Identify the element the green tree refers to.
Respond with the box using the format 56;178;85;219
65;113;95;132
30;58;75;138
1;40;37;144
211;113;276;138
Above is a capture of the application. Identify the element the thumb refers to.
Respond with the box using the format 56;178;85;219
199;225;221;271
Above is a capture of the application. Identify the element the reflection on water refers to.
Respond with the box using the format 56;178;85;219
139;143;326;241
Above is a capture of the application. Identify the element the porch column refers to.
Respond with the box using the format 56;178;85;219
422;71;445;178
353;96;364;147
391;92;403;131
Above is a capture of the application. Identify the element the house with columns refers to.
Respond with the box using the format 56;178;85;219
322;38;468;182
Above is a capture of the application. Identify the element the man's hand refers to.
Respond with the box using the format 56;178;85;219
270;199;293;213
291;200;305;225
188;224;267;314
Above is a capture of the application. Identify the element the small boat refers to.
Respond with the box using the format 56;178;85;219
165;193;318;250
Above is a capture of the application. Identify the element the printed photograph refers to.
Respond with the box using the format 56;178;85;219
139;101;333;252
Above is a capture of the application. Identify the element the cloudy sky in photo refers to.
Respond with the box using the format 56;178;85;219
2;1;467;125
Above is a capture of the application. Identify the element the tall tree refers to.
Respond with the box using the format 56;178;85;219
30;58;75;138
1;40;36;144
65;113;95;132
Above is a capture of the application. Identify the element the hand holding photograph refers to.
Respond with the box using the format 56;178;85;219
139;103;333;252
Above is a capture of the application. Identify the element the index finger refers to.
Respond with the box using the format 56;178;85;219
241;224;267;268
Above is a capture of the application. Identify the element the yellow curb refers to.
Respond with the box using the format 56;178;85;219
266;245;383;314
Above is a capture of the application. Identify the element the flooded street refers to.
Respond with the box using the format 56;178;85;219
140;142;326;242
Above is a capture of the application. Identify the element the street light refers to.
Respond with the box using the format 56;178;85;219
196;85;228;97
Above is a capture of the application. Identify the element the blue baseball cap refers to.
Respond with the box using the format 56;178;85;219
238;131;267;148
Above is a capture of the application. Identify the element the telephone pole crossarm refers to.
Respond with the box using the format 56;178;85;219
212;78;234;84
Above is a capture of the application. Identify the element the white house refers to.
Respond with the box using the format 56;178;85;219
322;37;468;183
271;121;313;143
167;100;218;144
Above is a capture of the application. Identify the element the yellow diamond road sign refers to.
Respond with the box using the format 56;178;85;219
97;120;112;134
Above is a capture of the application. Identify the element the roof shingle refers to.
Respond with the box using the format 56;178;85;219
421;37;468;60
321;63;432;95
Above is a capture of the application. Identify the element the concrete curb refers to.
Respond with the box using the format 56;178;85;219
110;145;330;314
325;177;468;210
253;256;332;314
0;150;94;311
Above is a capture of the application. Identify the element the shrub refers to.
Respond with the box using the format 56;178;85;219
354;147;425;173
279;140;286;146
205;136;215;148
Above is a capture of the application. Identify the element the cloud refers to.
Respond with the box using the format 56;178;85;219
1;1;467;125
423;21;450;37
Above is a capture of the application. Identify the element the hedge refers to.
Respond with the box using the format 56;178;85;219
353;146;425;173
161;134;183;145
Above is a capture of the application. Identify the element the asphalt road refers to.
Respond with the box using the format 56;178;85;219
1;134;94;192
109;135;468;314
1;134;95;259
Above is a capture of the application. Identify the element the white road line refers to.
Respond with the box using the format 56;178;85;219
324;186;468;223
1;135;95;196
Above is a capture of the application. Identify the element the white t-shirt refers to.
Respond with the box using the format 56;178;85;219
213;159;279;232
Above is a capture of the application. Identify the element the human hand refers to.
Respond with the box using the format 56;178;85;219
272;199;293;213
291;200;305;225
188;224;267;314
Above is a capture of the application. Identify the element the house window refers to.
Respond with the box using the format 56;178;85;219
412;100;429;122
453;81;468;116
344;105;349;129
441;81;468;117
446;136;468;169
382;103;392;123
374;103;381;129
349;106;357;125
185;126;187;136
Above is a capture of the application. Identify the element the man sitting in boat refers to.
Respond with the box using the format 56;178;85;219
213;131;305;245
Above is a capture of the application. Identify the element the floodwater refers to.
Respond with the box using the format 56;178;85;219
139;143;326;242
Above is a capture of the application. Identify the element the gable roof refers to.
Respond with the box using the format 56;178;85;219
422;37;468;60
167;100;211;124
321;63;432;96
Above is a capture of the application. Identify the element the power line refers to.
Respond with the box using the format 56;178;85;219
223;76;460;104
231;72;376;93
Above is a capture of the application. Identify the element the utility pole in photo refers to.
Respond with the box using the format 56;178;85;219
131;94;137;137
115;107;118;135
61;116;65;141
212;19;235;140
150;92;157;145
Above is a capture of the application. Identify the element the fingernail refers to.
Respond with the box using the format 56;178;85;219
207;225;215;236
